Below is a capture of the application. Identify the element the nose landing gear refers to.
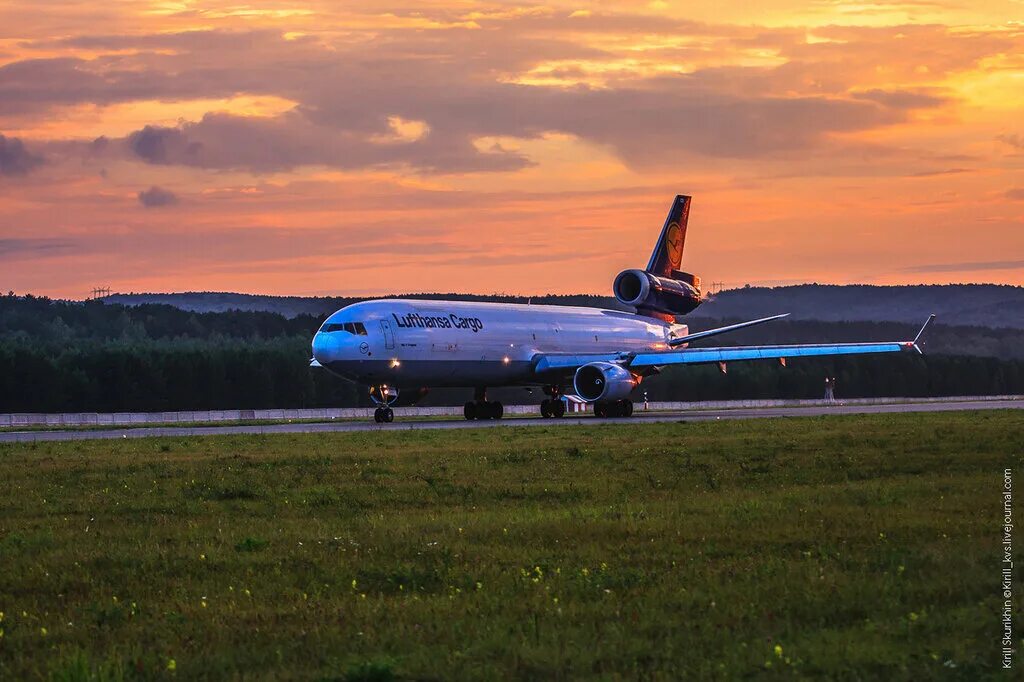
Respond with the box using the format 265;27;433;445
464;387;504;420
369;385;399;423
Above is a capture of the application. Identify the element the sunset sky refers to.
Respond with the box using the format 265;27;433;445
1;1;1022;299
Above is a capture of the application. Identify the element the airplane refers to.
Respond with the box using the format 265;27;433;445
310;195;934;423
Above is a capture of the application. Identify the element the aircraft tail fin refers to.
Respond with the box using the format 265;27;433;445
646;195;691;278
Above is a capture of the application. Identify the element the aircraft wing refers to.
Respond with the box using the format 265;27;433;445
534;315;935;373
626;340;911;369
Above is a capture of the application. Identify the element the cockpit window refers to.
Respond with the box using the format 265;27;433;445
321;321;368;335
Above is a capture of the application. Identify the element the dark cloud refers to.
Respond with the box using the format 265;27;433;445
137;186;179;208
997;134;1024;150
0;49;288;115
128;126;201;165
0;133;43;175
101;72;910;174
0;237;75;258
301;70;914;164
907;168;973;177
115;112;531;173
850;89;948;109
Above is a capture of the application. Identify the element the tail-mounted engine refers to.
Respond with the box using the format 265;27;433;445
616;194;703;318
614;268;702;317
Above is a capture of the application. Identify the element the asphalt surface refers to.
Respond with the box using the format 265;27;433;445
1;399;1020;443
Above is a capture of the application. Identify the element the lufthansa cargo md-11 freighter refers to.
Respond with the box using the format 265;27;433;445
311;196;934;422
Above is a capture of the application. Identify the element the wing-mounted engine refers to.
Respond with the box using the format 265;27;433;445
614;268;702;317
573;362;639;402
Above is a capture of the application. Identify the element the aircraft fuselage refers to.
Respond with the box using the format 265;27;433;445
312;299;681;388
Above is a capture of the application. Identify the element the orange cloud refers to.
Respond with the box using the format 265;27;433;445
0;1;1021;298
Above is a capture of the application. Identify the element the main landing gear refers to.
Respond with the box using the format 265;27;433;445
540;386;566;418
373;407;394;423
465;387;503;420
593;399;634;418
540;398;565;418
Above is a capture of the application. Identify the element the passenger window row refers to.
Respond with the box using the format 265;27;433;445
322;322;368;335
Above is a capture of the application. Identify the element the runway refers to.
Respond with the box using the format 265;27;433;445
1;399;1019;443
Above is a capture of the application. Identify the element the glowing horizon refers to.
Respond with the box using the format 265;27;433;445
1;1;1022;299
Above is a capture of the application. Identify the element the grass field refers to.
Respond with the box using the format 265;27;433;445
1;412;1021;680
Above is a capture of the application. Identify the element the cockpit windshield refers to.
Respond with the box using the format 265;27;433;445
321;321;368;335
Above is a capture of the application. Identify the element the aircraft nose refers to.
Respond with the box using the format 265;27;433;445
312;332;335;365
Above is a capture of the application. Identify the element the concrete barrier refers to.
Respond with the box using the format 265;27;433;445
1;395;1019;428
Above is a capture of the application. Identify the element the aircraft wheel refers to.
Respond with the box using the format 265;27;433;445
373;408;383;423
622;400;634;417
464;401;477;420
552;399;566;418
383;408;394;423
540;399;552;418
492;402;504;420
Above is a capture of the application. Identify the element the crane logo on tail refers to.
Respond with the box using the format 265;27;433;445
665;222;683;271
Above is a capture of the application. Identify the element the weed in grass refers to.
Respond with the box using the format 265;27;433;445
234;537;269;553
49;650;128;682
326;657;398;682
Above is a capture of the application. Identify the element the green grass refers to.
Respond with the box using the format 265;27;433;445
0;412;1020;680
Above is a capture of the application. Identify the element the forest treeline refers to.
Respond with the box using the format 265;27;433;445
105;283;1024;329
1;294;1022;412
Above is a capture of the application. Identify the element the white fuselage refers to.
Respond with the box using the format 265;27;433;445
311;299;683;388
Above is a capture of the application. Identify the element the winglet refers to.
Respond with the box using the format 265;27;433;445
911;314;937;354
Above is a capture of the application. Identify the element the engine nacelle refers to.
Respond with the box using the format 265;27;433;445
573;362;638;402
613;268;702;316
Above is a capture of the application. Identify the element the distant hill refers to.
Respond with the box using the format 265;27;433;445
102;292;629;318
698;284;1024;329
103;284;1024;329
